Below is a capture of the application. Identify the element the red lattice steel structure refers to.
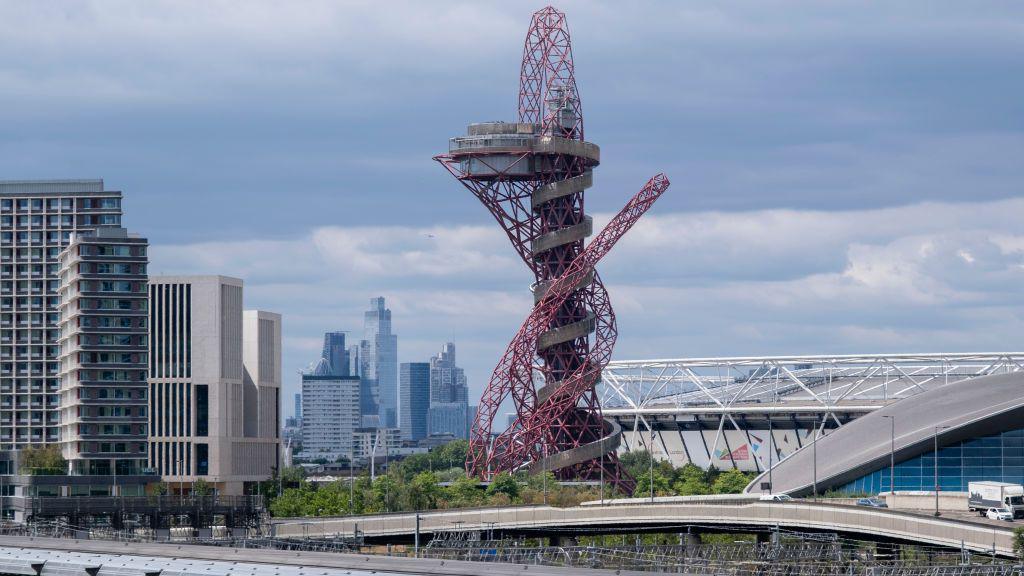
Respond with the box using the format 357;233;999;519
435;6;669;493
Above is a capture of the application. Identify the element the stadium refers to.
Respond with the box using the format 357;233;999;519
599;352;1024;494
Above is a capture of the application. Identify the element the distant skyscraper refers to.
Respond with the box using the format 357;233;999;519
399;362;430;441
321;331;349;376
359;297;398;428
294;392;301;420
0;179;125;448
347;344;361;378
428;342;469;439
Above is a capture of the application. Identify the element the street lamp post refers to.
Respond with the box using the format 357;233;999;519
882;416;895;497
768;381;777;495
649;428;655;503
767;413;773;494
934;426;950;517
812;423;818;502
542;444;548;505
811;414;828;502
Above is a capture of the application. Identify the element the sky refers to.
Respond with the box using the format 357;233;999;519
1;1;1023;416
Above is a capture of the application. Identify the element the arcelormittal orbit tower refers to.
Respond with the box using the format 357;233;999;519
436;6;669;492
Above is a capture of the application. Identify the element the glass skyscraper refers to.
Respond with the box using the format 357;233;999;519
320;331;349;377
399;362;429;441
359;297;397;428
428;342;469;439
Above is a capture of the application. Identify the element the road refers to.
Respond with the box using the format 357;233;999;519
274;500;1016;557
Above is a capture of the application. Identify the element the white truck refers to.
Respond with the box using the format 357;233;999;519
968;481;1024;518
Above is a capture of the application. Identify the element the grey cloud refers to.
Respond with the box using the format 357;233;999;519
151;198;1024;403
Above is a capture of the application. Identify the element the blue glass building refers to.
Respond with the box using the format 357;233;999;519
841;428;1024;494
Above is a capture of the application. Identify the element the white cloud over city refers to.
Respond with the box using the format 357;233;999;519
1;1;1022;410
151;198;1024;403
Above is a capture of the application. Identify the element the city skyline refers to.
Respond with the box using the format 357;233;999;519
1;2;1021;414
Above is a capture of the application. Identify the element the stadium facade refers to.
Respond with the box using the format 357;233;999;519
599;353;1024;494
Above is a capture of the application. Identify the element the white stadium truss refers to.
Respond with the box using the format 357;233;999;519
598;353;1024;471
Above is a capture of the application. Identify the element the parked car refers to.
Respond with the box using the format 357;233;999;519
759;494;793;502
986;507;1014;521
855;498;888;508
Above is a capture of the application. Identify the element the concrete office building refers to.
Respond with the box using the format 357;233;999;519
359;297;397;428
56;228;149;476
241;310;281;481
0;179;124;448
399;362;429;442
147;275;279;495
300;359;360;461
428;342;469;439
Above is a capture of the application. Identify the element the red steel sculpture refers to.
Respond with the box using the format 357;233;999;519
435;6;668;492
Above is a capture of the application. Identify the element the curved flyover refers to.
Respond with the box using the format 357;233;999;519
273;500;1016;557
744;371;1024;497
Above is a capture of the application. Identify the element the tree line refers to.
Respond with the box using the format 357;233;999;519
266;441;755;517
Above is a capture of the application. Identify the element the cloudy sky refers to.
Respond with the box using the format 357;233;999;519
2;1;1022;414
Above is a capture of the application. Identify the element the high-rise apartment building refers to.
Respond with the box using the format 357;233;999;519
148;275;279;495
56;227;149;476
359;297;397;428
399;362;429;442
320;331;349;377
0;179;124;448
300;359;360;461
428;342;469;439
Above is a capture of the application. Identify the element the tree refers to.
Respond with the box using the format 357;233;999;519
394;453;433;481
632;470;672;498
712;469;750;494
19;445;66;475
270;487;310;517
368;475;399;513
620;449;673;481
433;440;469;471
192;479;213;496
444;475;484;508
486;472;520;502
1013;526;1024;560
308;481;351;516
404;472;441;511
673;463;711;496
353;474;373;514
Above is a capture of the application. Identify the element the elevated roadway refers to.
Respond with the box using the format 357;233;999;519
274;500;1016;557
